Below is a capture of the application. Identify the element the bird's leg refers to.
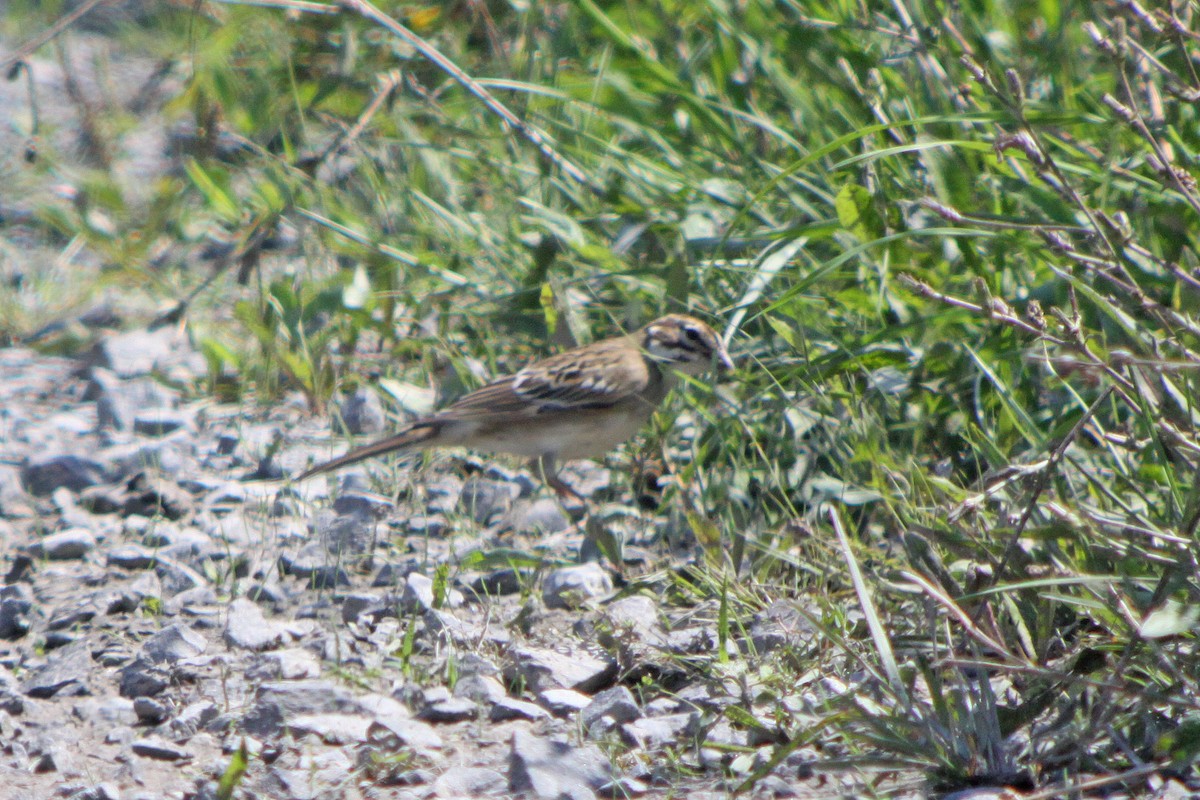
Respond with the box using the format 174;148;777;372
532;454;585;503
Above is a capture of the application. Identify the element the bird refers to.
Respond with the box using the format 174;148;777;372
297;314;733;498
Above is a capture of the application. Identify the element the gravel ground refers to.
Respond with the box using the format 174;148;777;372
0;338;855;800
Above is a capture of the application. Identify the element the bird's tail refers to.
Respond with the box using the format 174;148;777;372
296;422;441;481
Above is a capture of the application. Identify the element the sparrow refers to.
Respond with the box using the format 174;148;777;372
297;314;733;498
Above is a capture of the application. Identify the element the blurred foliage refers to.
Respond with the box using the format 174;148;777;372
4;0;1200;794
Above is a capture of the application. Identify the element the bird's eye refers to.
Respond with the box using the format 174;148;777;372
684;326;702;342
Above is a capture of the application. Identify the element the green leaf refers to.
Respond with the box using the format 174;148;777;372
834;184;883;242
216;739;249;800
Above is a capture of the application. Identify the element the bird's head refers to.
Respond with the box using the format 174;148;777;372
641;315;734;376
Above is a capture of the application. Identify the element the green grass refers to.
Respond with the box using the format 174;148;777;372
5;0;1200;794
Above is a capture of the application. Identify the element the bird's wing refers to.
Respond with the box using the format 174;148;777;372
444;341;651;418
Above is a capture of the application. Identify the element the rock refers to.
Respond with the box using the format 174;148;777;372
336;388;386;435
366;716;444;755
332;491;394;519
505;646;616;694
289;713;373;744
21;455;106;495
133;696;169;724
537;688;592;717
453;674;507;705
621;713;693;750
168;701;219;738
489;697;550;722
26;528;97;560
0;591;33;640
241;681;362;736
130;736;190;761
118;660;170;698
23;640;92;698
89;327;195;379
107;545;158;570
401;572;462;612
47;601;97;632
432;766;506;798
509;498;571;534
142;623;207;663
508;728;613;799
457;478;518;523
471;568;526;595
602;595;668;646
0;668;25;714
341;592;385;624
581;686;640;732
224;598;287;651
89;368;178;432
424;476;463;515
132;408;192;436
246;648;321;681
120;473;194;519
746;600;813;655
542;563;612;609
419;696;477;723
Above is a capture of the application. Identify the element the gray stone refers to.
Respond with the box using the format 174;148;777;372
90;327;191;379
336;388;386;435
542;563;613;609
241;680;361;736
0;594;33;640
0;668;25;714
419;696;477;723
162;586;219;615
471;568;526;595
133;696;169;723
453;674;507;705
602;595;668;645
21;455;106;495
509;498;570;535
142;623;207;663
27;528;97;560
537;688;592;717
118;659;170;698
132;408;192;436
746;600;813;655
131;736;190;761
505;646;616;694
401;572;462;613
168;700;220;738
246;648;321;681
404;514;448;537
224;598;287;651
289;713;372;744
23;640;92;698
66;781;121;800
581;686;640;731
621;713;693;750
433;766;506;798
490;697;550;722
90;368;178;432
457;478;518;523
332;491;394;519
508;728;613;800
424;476;463;515
48;600;99;631
366;716;444;755
107;545;158;570
341;592;385;624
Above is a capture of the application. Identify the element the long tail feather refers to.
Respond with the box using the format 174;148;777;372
297;423;440;481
